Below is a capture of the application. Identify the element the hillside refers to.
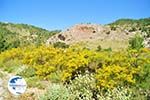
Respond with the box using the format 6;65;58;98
109;18;150;47
0;18;150;99
0;22;60;52
1;18;149;51
47;18;150;50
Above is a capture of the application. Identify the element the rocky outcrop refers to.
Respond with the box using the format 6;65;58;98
46;24;135;45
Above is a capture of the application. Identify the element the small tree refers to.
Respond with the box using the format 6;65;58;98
96;45;102;51
129;34;144;50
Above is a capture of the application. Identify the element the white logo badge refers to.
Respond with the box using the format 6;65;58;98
8;76;27;95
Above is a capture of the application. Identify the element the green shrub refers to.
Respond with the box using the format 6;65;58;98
129;34;144;50
53;42;69;48
103;47;112;51
136;63;150;89
0;28;20;52
26;76;44;89
2;59;22;73
110;26;117;31
96;45;102;51
17;67;36;78
39;84;71;100
47;71;62;83
129;27;136;32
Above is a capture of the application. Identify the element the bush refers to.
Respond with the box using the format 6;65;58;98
0;28;20;52
110;26;117;31
17;67;36;78
40;75;133;100
23;45;62;79
53;42;69;48
96;45;102;51
67;73;96;100
137;63;150;89
96;65;140;89
103;47;112;51
97;87;132;100
39;84;70;100
0;45;150;99
26;76;44;89
129;34;144;50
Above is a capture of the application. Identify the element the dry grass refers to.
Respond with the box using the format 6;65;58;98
75;39;128;51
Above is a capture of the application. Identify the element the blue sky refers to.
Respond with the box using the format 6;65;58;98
0;0;150;30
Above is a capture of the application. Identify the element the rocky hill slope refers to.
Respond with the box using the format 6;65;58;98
47;18;150;50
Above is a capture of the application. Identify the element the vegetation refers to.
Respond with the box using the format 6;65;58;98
0;27;20;52
53;42;69;48
129;34;144;50
0;18;150;99
109;18;150;38
110;18;150;26
0;44;150;99
0;22;60;52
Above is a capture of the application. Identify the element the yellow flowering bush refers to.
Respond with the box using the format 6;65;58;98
0;47;24;63
22;45;91;80
96;65;140;89
60;48;95;81
22;45;64;79
0;44;150;91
